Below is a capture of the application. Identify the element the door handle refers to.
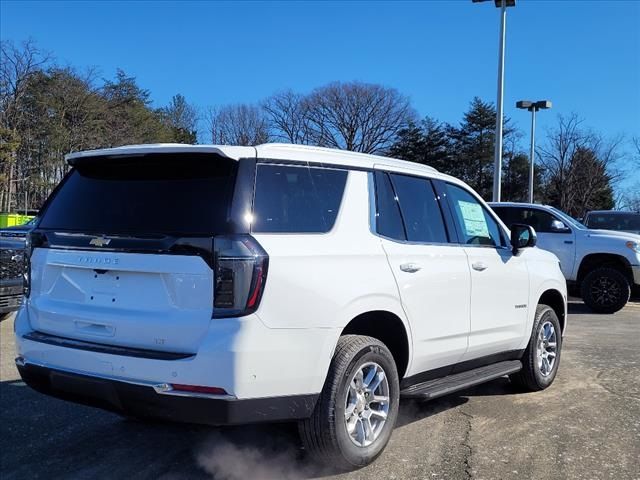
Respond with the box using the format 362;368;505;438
400;263;421;273
472;262;488;271
564;240;573;244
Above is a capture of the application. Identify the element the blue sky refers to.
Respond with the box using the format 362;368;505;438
2;0;639;163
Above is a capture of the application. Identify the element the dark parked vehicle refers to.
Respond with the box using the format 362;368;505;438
1;237;25;319
583;210;640;235
0;217;38;239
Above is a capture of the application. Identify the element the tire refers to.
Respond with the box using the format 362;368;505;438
580;267;630;314
299;335;400;470
510;304;562;392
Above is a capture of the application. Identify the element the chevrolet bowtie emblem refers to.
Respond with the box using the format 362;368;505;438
89;236;111;247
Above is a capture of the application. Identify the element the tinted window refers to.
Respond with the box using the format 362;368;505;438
40;154;237;234
497;207;564;233
390;174;448;243
446;183;504;247
373;171;406;240
491;206;517;228
519;208;561;233
252;164;347;233
585;212;640;231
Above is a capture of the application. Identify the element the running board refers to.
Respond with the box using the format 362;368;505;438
400;360;522;400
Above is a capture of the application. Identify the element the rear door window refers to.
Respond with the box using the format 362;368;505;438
389;173;449;243
252;164;348;233
39;154;238;235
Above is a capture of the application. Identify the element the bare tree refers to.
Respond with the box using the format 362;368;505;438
205;104;270;145
538;114;623;217
262;90;312;144
0;39;51;129
303;82;415;154
0;39;51;211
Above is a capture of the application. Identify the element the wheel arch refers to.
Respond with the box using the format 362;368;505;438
341;310;410;379
538;289;567;334
577;253;634;285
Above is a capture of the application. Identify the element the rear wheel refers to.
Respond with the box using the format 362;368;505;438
299;335;399;470
510;304;562;391
581;267;630;314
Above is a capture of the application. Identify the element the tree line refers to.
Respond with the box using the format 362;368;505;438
0;40;197;212
1;39;632;217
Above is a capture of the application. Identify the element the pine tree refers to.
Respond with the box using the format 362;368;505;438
159;94;198;144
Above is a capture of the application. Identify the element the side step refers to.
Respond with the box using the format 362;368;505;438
400;360;522;400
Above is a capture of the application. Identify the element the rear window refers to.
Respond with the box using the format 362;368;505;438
252;164;348;233
39;154;238;235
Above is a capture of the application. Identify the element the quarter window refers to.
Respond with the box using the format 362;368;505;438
446;183;505;247
373;171;406;241
252;164;348;233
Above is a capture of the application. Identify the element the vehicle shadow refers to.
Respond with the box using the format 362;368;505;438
0;374;516;480
567;299;640;316
567;301;596;315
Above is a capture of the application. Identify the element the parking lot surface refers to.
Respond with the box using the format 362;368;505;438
1;300;639;480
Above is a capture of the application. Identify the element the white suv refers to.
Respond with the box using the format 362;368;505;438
15;144;567;469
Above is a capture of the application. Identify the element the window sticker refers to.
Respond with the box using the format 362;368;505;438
458;200;489;238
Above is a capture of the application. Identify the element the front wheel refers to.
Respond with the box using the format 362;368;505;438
581;267;630;314
510;304;562;391
299;335;400;470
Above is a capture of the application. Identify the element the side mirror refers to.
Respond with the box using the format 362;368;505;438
510;223;537;254
550;219;571;233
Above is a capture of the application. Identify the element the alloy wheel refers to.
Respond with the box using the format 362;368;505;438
344;362;390;447
590;275;622;307
537;321;558;377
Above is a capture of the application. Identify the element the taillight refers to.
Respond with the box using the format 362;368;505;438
23;231;43;298
212;235;268;318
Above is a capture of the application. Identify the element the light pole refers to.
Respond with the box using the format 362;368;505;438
473;0;516;202
516;100;552;203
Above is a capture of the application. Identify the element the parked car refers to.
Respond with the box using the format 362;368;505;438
491;202;640;314
1;237;25;320
15;144;567;469
583;210;640;235
0;216;38;239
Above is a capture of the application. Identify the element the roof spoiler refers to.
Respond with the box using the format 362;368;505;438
65;144;256;166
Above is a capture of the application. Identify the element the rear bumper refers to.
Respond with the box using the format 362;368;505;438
16;358;318;425
14;305;339;403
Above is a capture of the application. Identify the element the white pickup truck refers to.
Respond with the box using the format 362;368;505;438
491;203;640;314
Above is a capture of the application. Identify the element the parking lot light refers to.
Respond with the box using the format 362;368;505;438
516;99;552;203
472;0;517;202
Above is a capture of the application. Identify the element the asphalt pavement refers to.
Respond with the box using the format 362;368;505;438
1;300;639;480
